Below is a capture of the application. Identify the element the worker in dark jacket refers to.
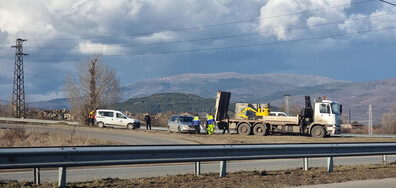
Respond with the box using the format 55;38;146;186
192;114;201;134
145;113;151;130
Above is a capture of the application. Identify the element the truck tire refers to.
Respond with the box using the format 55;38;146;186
253;123;267;136
311;126;325;138
238;123;251;135
98;122;105;128
127;123;134;130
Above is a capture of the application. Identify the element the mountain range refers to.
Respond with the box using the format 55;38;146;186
3;72;394;124
121;73;395;123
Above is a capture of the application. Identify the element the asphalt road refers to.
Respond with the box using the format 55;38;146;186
1;156;395;183
0;123;196;145
1;123;395;186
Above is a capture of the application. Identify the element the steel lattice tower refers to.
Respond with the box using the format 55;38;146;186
284;94;290;115
11;38;28;118
368;104;373;135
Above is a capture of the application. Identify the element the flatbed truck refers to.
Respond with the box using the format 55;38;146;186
214;91;342;137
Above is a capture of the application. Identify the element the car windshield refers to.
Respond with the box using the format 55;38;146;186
179;116;193;122
331;103;341;114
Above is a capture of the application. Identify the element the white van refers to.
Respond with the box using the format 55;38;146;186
94;109;140;129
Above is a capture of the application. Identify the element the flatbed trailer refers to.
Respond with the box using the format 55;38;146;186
214;91;342;137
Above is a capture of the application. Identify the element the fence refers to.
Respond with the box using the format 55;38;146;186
1;143;396;187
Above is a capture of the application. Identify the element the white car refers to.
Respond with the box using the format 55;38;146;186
270;112;288;117
95;109;140;129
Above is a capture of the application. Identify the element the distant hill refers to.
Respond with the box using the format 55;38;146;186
22;72;396;124
29;98;69;110
121;72;345;102
116;93;220;114
0;99;8;105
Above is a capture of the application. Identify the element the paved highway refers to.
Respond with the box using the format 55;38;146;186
0;123;196;145
0;123;395;184
1;156;395;183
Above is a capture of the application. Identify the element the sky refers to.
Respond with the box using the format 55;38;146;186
0;0;396;102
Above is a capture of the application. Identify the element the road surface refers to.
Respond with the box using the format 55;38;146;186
0;123;196;145
0;123;395;185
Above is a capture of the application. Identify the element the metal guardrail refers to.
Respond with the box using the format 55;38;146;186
0;117;79;125
1;143;396;187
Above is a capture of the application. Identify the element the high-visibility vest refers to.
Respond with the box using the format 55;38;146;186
193;116;199;121
89;111;94;118
207;115;214;125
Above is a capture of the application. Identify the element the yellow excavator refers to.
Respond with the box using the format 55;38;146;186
237;104;270;120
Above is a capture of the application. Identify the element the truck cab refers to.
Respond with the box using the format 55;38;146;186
311;98;342;136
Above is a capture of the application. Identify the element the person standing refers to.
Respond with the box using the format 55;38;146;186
223;114;230;134
88;110;95;126
192;114;201;134
206;113;215;135
145;113;151;130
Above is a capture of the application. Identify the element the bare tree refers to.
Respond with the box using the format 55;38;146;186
380;102;396;134
64;54;121;125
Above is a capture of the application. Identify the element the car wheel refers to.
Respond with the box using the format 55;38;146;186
98;122;105;128
127;123;134;130
311;126;325;138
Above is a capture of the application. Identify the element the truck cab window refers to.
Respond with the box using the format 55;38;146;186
320;104;330;114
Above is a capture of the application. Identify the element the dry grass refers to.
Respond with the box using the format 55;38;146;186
0;128;117;147
2;163;395;188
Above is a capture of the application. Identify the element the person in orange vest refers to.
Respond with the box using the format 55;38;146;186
88;110;95;126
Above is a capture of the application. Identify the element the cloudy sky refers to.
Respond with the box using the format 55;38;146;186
0;0;396;102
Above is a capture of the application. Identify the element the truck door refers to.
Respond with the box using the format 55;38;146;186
318;103;334;125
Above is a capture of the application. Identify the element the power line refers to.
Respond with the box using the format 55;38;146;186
21;25;396;58
2;0;377;44
13;12;395;50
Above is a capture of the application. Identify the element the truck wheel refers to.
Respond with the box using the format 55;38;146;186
127;123;134;130
311;126;325;138
98;122;105;128
253;124;267;136
238;123;251;135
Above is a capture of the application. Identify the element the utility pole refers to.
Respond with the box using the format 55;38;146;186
284;94;290;115
11;38;28;118
368;104;373;135
349;109;351;124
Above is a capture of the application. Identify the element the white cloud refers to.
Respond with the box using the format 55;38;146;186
74;41;128;55
136;31;177;43
257;0;351;40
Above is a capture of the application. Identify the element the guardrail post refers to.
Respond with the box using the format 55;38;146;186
382;155;388;165
33;168;40;184
58;167;66;188
327;157;333;172
194;161;201;175
302;158;309;171
220;160;227;177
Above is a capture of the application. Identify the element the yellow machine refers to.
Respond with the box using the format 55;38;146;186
237;104;270;120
